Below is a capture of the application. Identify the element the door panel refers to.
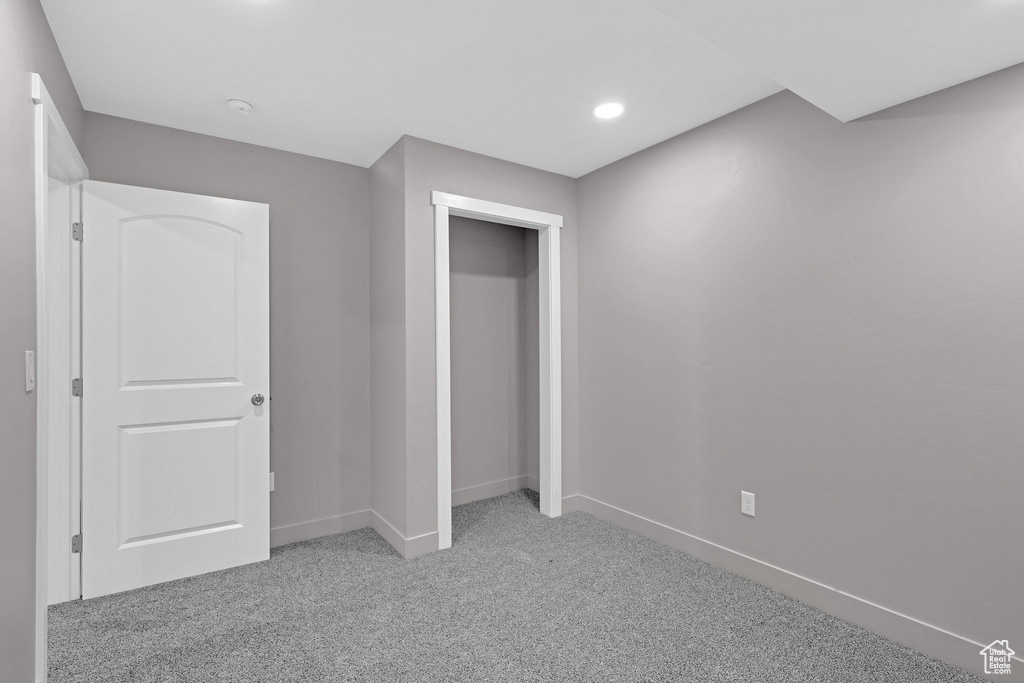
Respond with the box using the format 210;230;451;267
117;418;241;545
119;217;240;386
82;180;269;599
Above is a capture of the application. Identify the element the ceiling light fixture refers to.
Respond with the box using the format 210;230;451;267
593;102;624;119
226;99;253;115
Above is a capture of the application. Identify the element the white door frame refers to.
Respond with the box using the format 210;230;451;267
431;191;562;550
33;73;89;682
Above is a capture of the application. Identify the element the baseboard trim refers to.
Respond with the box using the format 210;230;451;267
370;509;439;559
452;475;532;506
405;530;440;559
369;509;406;556
270;509;370;548
368;487;576;560
557;493;579;513
451;476;582;517
574;494;1009;679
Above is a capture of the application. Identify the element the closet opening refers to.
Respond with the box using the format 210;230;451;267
431;191;563;550
449;216;539;528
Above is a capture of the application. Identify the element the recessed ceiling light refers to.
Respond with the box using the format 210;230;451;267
593;102;624;119
226;99;253;115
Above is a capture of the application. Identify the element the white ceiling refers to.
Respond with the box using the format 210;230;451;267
645;0;1024;123
40;0;1024;178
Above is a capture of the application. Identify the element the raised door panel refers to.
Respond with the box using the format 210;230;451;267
117;418;241;546
82;180;269;599
119;217;241;387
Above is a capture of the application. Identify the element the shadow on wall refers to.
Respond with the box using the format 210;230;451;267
449;216;539;499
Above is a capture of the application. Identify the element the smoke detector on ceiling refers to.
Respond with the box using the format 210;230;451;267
226;99;253;115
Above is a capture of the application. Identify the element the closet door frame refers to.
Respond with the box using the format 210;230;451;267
431;190;563;550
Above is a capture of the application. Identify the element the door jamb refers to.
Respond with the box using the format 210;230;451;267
431;191;562;550
34;73;88;683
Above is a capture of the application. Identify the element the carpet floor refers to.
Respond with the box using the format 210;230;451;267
49;490;982;682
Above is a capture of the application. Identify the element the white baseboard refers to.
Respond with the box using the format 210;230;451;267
270;509;370;548
370;486;579;559
452;475;581;517
405;530;440;558
369;509;405;555
370;509;439;559
452;475;533;506
573;494;1010;679
560;493;581;513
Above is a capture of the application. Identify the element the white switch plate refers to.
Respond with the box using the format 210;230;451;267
741;491;755;517
25;351;35;392
269;472;275;492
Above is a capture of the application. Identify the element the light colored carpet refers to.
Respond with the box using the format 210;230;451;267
49;490;982;682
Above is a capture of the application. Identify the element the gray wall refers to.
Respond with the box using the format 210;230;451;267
368;135;579;544
84;113;372;543
369;138;408;532
450;217;538;494
402;136;580;539
578;64;1024;658
0;0;84;679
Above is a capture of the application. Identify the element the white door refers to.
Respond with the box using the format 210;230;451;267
81;180;270;599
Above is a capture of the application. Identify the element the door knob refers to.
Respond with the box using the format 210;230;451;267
251;393;265;406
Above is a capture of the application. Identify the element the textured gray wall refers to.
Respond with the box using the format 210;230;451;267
578;65;1024;654
369;139;408;533
84;113;372;542
0;0;84;679
450;217;538;494
402;136;580;539
369;136;577;542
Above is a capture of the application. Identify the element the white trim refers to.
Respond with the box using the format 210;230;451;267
430;191;562;229
573;493;1014;677
370;510;439;559
404;531;440;559
370;509;412;555
456;476;581;514
560;493;582;514
269;510;371;548
31;75;87;180
537;224;562;518
434;204;452;550
451;475;533;507
33;73;88;683
43;178;79;604
431;191;564;550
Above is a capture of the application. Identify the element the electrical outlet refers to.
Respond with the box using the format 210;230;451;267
741;491;755;517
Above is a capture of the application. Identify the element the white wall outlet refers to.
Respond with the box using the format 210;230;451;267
269;472;275;492
24;351;35;392
741;491;755;517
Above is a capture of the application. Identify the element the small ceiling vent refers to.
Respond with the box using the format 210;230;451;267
226;99;253;115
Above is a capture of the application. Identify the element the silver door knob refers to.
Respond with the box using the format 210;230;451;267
251;393;265;406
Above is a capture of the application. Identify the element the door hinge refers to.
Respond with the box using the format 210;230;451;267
72;221;83;242
71;377;83;397
71;534;82;554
